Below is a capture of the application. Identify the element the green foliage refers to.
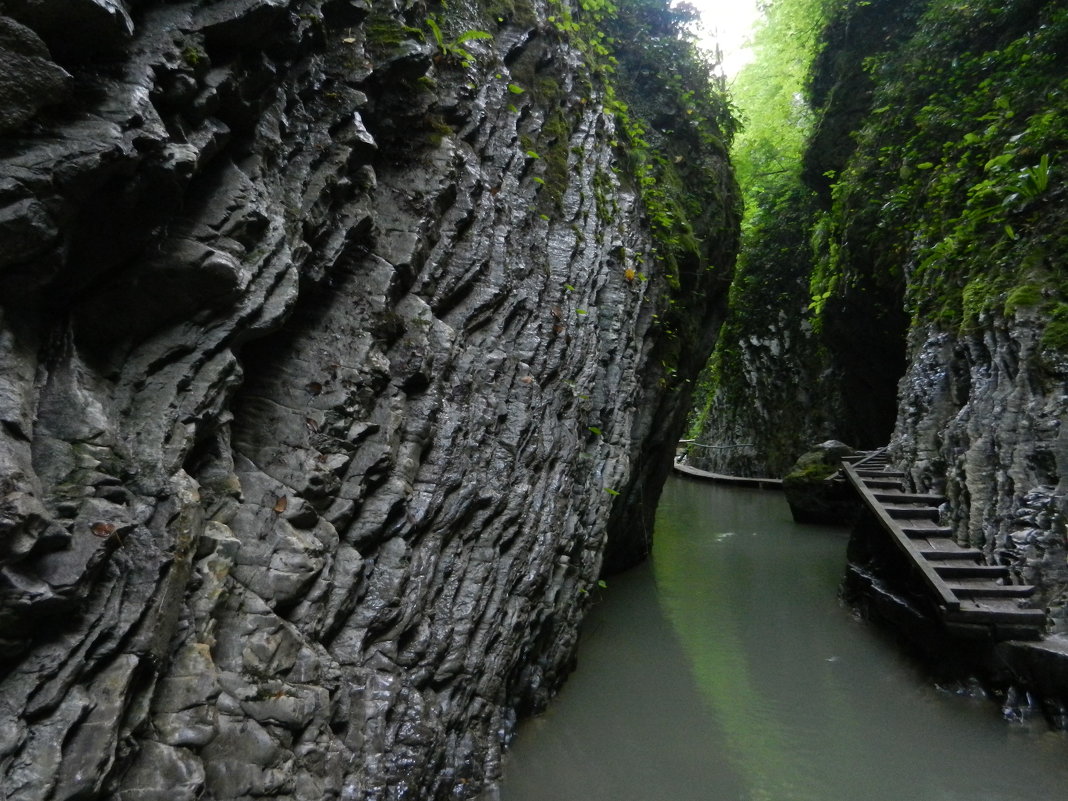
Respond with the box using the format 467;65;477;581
546;0;739;291
720;0;833;328
1004;283;1042;317
424;113;455;146
691;0;831;438
1042;304;1068;352
425;14;492;68
784;460;838;484
182;44;206;67
364;13;421;53
455;29;495;45
691;0;1068;475
816;0;1068;338
730;0;833;206
1018;153;1054;198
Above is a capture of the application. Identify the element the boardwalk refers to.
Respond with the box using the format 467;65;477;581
672;460;784;490
843;451;1045;641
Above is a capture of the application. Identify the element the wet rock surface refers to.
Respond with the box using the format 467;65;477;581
892;313;1068;632
0;1;736;799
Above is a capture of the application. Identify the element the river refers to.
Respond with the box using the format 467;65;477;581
493;476;1068;801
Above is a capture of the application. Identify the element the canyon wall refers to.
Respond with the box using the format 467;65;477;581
0;1;738;798
688;0;1067;626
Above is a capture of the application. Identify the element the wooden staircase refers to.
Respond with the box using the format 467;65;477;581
842;450;1045;640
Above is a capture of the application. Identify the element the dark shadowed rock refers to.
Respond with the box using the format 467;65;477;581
0;16;69;134
3;0;134;61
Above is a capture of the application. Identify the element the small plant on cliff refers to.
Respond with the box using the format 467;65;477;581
181;44;206;67
1015;154;1053;201
425;14;492;68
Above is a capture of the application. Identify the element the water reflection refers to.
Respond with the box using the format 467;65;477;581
496;477;1068;801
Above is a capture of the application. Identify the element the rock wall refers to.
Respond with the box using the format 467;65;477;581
0;1;737;798
684;184;836;479
893;313;1068;631
831;0;1068;632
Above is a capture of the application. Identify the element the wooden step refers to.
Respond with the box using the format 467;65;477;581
885;505;940;521
901;525;953;538
873;491;945;504
946;581;1035;599
862;478;905;490
845;455;1048;640
947;598;1046;627
918;547;983;560
933;563;1009;579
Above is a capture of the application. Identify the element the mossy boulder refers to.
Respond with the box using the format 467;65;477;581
783;440;861;525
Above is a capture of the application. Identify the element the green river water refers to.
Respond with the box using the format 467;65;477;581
494;476;1068;801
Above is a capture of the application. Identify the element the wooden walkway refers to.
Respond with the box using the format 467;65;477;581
843;450;1045;640
672;460;783;490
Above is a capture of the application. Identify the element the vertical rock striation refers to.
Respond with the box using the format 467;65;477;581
0;0;738;798
894;313;1068;631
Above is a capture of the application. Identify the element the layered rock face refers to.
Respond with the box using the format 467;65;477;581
830;1;1068;632
0;1;737;798
893;315;1068;631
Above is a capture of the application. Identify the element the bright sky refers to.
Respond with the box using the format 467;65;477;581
685;0;762;77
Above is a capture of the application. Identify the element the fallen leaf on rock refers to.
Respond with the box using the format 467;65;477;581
273;496;288;513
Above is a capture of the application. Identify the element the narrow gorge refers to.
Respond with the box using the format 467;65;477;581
688;0;1068;655
2;0;1067;799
